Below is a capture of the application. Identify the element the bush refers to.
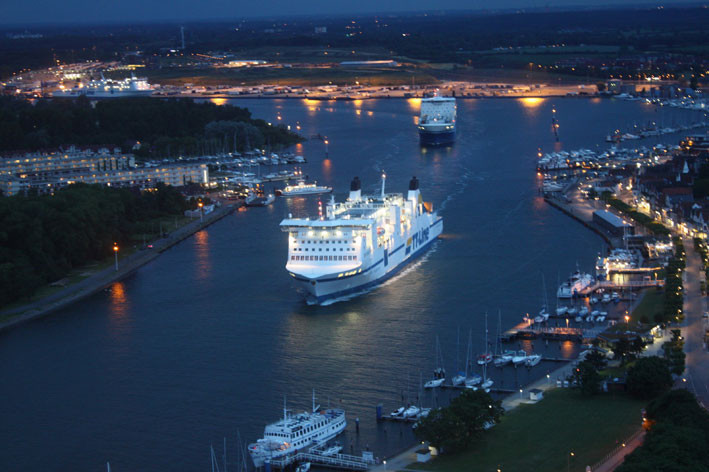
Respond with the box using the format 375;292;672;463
626;356;673;400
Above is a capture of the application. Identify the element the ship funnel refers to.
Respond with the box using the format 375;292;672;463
409;176;419;191
407;176;421;204
349;176;362;201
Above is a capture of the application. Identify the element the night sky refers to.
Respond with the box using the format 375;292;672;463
0;0;682;25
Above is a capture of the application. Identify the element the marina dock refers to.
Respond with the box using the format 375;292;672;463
268;445;376;471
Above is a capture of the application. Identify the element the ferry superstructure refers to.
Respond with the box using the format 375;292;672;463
53;74;155;98
280;175;443;303
248;395;347;467
417;95;456;146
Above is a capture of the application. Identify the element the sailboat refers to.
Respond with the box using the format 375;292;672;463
464;329;482;387
477;312;493;365
451;328;466;386
424;336;446;388
480;312;494;391
535;274;550;323
493;310;514;366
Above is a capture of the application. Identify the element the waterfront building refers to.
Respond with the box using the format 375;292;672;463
0;146;134;176
0;147;208;196
593;210;635;237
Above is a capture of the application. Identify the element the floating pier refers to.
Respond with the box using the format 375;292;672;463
268;446;375;471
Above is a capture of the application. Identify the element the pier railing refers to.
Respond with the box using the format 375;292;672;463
269;450;375;470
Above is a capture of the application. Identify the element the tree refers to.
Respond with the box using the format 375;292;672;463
573;360;602;395
585;350;608;371
616;390;709;472
626;356;673;400
414;390;503;454
612;336;645;365
596;82;607;92
662;329;686;376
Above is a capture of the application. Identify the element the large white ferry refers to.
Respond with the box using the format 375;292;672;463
53;74;155;98
248;394;347;467
280;175;443;303
417;95;456;146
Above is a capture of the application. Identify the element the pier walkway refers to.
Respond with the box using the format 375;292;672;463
576;279;664;296
269;449;375;470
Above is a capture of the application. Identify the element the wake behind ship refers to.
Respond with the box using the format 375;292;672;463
417;95;456;146
280;175;443;304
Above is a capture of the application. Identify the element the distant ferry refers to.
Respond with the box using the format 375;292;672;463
53;74;155;98
248;393;346;467
276;179;332;196
280;175;443;303
417;94;456;146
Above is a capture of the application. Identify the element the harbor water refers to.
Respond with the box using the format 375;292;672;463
0;97;682;470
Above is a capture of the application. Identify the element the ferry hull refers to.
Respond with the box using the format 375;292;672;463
419;130;456;146
291;218;443;303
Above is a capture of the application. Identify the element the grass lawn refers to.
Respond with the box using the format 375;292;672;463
603;289;664;335
410;388;644;472
631;289;664;324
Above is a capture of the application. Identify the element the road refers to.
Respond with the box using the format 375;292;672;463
681;239;709;409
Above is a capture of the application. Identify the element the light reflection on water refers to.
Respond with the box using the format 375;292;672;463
194;230;211;281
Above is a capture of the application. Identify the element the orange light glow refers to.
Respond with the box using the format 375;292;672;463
519;97;544;108
210;98;227;106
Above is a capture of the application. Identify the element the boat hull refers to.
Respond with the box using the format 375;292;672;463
289;218;442;304
419;129;456;146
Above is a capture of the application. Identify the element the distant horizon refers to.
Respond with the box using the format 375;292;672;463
0;0;705;27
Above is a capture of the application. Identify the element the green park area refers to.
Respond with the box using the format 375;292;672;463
411;388;644;472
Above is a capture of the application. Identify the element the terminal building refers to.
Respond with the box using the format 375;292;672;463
593;210;635;238
0;147;208;196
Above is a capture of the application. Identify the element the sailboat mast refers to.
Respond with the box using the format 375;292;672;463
455;327;460;373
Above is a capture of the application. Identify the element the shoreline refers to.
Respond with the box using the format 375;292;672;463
374;185;635;469
0;203;239;333
166;92;598;101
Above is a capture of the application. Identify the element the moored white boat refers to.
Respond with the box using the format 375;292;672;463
512;351;528;365
525;354;542;367
248;392;346;468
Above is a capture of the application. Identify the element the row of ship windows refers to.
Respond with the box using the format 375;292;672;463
291;255;358;261
293;247;355;252
297;240;355;245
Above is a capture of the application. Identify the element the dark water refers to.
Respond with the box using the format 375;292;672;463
0;97;678;471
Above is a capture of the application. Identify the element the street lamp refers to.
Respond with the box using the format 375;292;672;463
625;315;630;324
567;451;575;472
198;201;203;222
324;138;329;158
113;243;119;271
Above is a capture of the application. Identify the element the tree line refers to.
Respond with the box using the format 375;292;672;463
617;389;709;472
0;96;302;158
0;183;188;308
